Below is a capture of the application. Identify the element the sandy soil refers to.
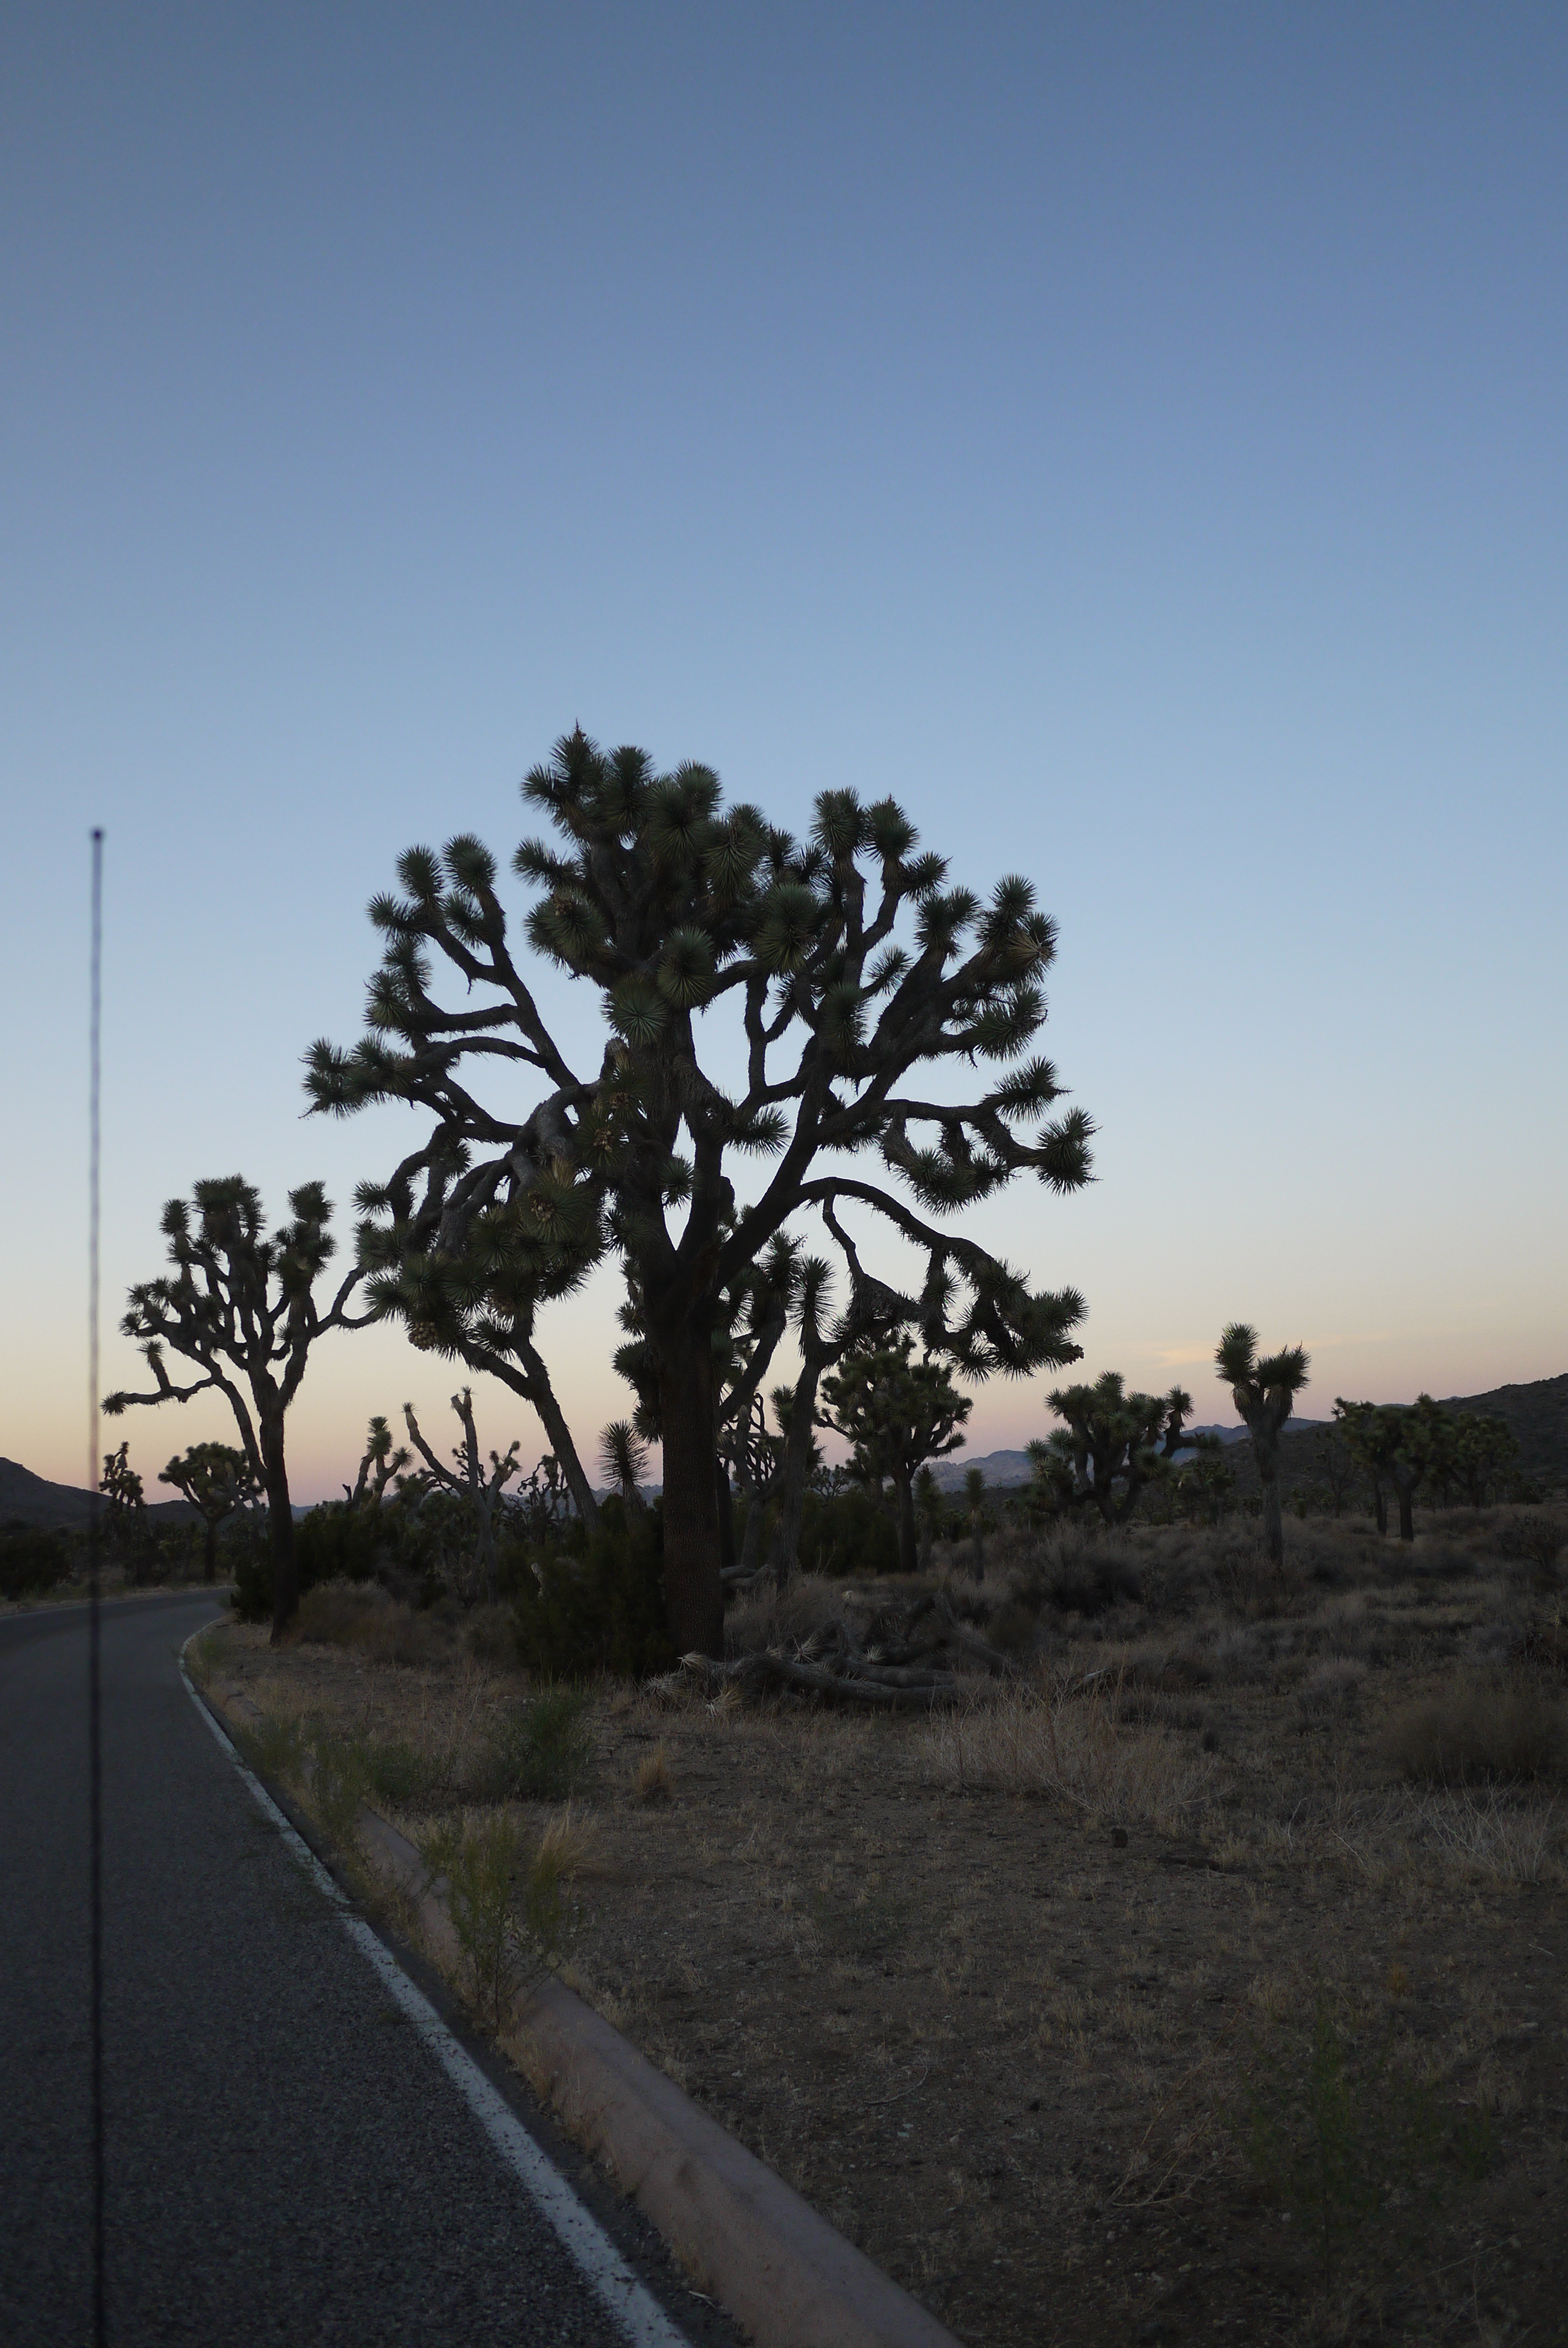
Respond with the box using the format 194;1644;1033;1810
195;1511;1568;2347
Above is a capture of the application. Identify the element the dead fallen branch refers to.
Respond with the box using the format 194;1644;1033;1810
678;1650;964;1709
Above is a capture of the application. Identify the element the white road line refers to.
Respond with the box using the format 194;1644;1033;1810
178;1640;690;2348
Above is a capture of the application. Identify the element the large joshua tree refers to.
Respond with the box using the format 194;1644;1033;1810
104;1177;369;1637
307;729;1092;1656
1216;1323;1310;1564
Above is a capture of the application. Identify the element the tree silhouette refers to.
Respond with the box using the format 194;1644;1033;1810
100;1441;147;1570
599;1419;649;1510
915;1465;944;1570
345;1414;411;1506
1215;1324;1310;1564
104;1178;369;1638
307;729;1091;1655
1033;1371;1170;1526
159;1442;259;1582
1449;1411;1519;1507
402;1388;522;1604
962;1465;990;1582
820;1335;971;1573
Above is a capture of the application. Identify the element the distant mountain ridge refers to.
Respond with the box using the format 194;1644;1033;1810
6;1371;1564;1526
0;1456;196;1530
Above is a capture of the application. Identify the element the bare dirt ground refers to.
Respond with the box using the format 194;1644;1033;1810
194;1507;1568;2348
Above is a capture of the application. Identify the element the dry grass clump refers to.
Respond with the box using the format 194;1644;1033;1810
920;1682;1212;1831
292;1580;451;1666
634;1742;674;1802
1297;1655;1367;1716
1383;1670;1564;1784
1417;1787;1564;1885
725;1573;846;1657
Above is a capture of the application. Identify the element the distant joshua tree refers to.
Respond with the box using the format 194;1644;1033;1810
402;1389;523;1605
819;1334;971;1575
159;1442;259;1583
1215;1324;1310;1565
345;1414;411;1507
1032;1371;1174;1526
963;1465;989;1582
104;1178;369;1639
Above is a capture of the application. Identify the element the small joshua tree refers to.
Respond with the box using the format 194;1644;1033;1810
402;1389;522;1604
599;1419;649;1511
1160;1386;1195;1456
819;1334;971;1575
915;1464;943;1571
1216;1324;1310;1565
104;1178;369;1638
100;1441;145;1529
1036;1371;1170;1527
963;1465;989;1582
345;1414;411;1506
159;1442;259;1582
1449;1411;1519;1508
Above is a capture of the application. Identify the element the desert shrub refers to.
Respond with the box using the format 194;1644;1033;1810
469;1688;594;1801
236;1709;307;1782
1496;1510;1566;1580
724;1573;845;1657
1050;1551;1143;1616
795;1485;900;1578
464;1604;516;1664
1384;1672;1563;1783
419;1806;588;2025
291;1581;452;1666
0;1523;70;1600
359;1736;431;1804
985;1598;1042;1653
293;1501;388;1587
920;1683;1212;1830
305;1726;370;1850
512;1500;672;1679
1297;1657;1367;1717
419;1810;526;2027
1236;1976;1493;2293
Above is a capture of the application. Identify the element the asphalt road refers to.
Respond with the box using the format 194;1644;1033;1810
0;1594;677;2346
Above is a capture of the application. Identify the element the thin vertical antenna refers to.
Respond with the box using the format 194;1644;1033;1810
87;828;106;2348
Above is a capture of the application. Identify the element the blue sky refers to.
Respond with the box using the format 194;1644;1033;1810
4;4;1564;1499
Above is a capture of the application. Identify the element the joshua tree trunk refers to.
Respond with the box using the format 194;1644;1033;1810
658;1334;725;1657
1391;1469;1417;1543
894;1466;917;1576
716;1462;736;1576
516;1337;599;1529
261;1415;297;1641
1254;1434;1285;1566
1369;1474;1388;1536
768;1356;825;1593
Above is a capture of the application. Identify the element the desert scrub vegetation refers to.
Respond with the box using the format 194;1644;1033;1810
1384;1668;1564;1784
918;1676;1215;1832
197;1498;1568;2348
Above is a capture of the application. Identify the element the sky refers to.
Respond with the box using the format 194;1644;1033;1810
3;2;1564;1503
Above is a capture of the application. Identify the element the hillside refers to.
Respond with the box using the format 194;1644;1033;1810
1217;1371;1568;1500
0;1457;194;1531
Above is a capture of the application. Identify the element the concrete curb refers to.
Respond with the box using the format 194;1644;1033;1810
200;1658;959;2348
357;1812;961;2348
